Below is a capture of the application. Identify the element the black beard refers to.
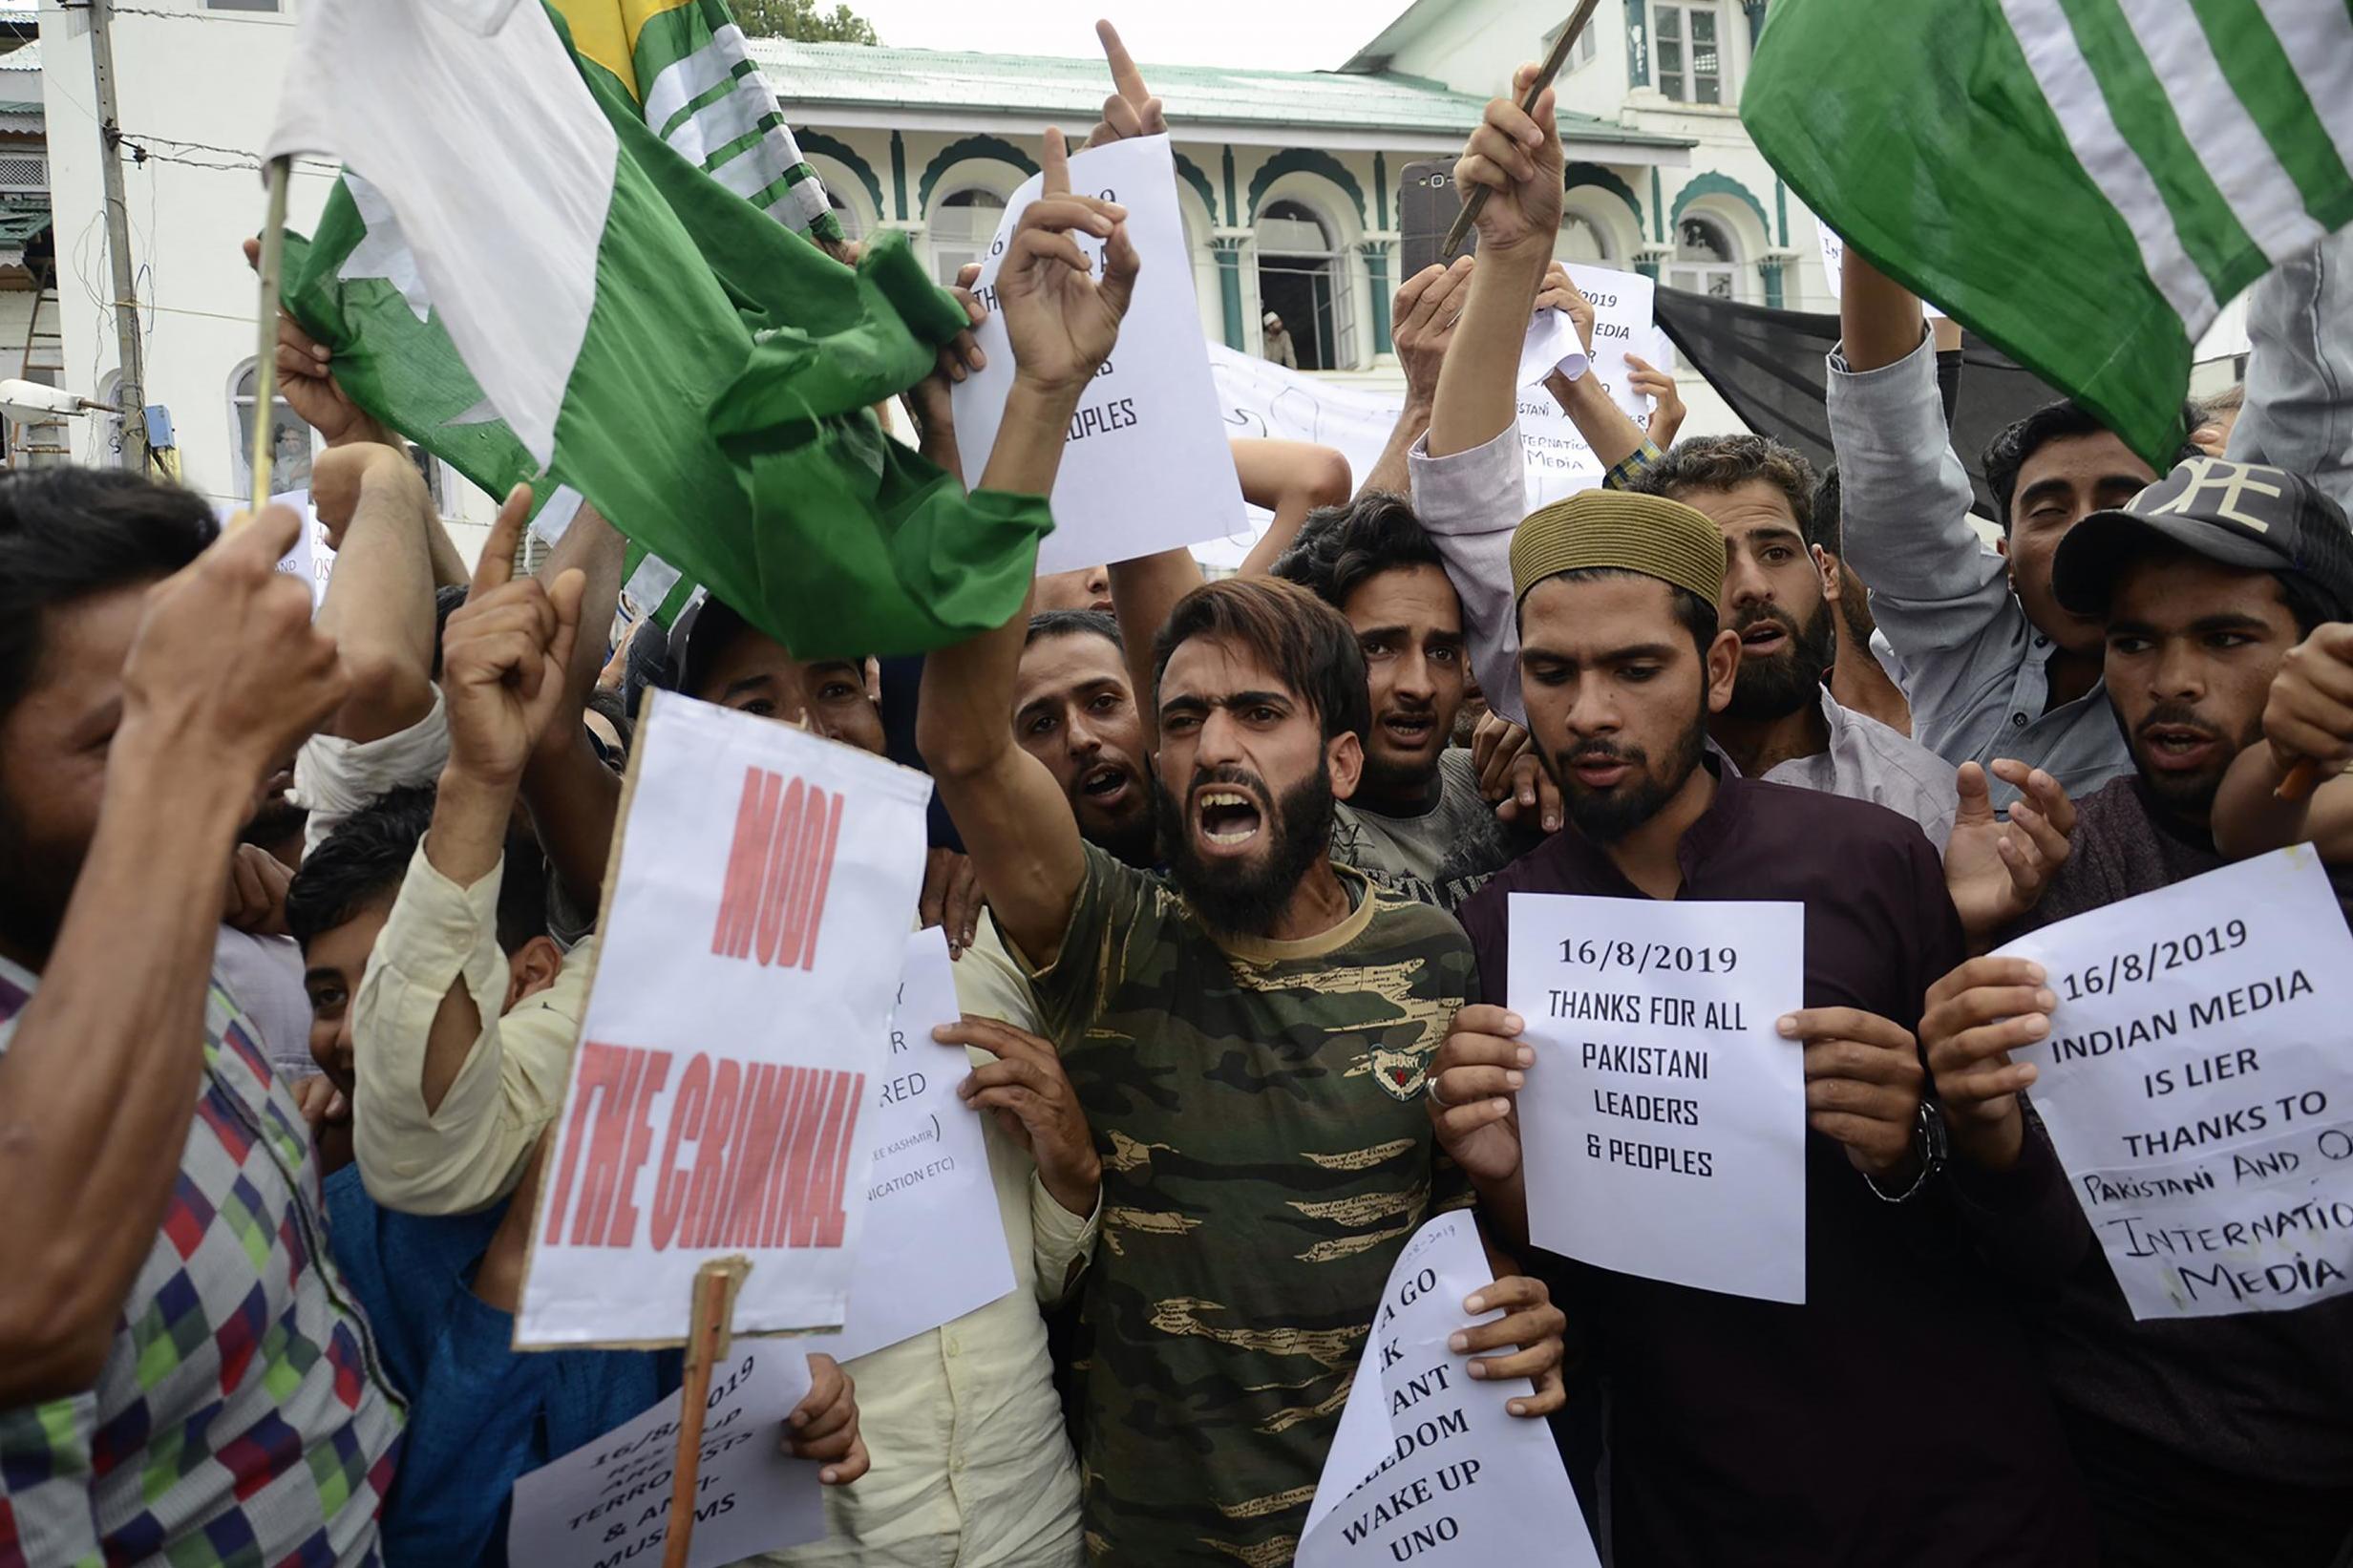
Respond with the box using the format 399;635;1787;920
1154;758;1335;937
1837;570;1878;648
1547;705;1708;844
1088;806;1160;871
1355;746;1443;812
1724;597;1837;722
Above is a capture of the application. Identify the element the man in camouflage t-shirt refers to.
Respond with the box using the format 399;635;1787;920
922;548;1568;1560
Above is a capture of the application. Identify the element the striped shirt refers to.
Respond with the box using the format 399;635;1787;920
0;956;405;1568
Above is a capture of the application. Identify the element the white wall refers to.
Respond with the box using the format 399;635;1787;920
38;0;498;552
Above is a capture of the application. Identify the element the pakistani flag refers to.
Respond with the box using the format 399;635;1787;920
265;0;1049;659
552;0;844;244
1744;0;2353;468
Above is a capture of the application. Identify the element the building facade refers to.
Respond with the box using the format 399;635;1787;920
30;0;1963;525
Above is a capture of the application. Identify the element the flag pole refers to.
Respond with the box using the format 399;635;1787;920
663;1257;750;1568
245;154;293;521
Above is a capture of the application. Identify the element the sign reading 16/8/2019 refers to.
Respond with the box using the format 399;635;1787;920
1507;895;1808;1303
1997;848;2353;1320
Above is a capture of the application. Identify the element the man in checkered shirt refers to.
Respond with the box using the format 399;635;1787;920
0;474;404;1565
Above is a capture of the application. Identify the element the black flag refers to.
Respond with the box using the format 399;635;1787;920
1652;287;2061;522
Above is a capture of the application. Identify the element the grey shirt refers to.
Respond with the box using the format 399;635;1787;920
1824;333;2134;808
1712;688;1960;848
1330;749;1521;913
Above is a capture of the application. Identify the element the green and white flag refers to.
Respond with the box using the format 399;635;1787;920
552;0;843;244
1744;0;2353;467
265;0;1049;658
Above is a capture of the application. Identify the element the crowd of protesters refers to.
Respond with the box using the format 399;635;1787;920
2;30;2350;1568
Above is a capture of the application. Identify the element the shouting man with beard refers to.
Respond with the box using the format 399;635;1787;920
1628;436;1960;847
917;128;1567;1567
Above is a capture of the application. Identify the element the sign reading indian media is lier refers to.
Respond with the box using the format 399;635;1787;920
517;692;934;1346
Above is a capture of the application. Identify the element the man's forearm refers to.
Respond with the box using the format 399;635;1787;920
425;514;471;590
319;460;437;744
1549;371;1649;471
1234;438;1351;576
1840;248;1927;374
522;507;626;909
1429;245;1548;457
922;381;1084;780
1357;397;1432;500
0;738;248;1399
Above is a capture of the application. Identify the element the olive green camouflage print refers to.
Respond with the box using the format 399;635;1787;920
1018;844;1477;1565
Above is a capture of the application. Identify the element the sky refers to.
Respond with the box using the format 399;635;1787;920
843;0;1399;71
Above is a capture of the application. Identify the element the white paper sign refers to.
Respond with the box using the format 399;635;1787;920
951;134;1244;576
1557;261;1667;420
1996;848;2353;1319
1507;894;1808;1303
507;1339;823;1568
1296;1211;1597;1568
1516;308;1589;389
805;929;1017;1363
518;693;933;1346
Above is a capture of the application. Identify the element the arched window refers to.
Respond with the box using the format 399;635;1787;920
930;187;1006;286
1255;198;1344;371
229;359;314;498
1671;215;1739;299
1556;213;1616;267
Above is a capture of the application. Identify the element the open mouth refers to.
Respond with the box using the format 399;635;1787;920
1379;711;1438;749
2140;723;2219;773
1568;752;1631;789
1078;762;1132;806
1194;787;1265;850
1739;623;1789;657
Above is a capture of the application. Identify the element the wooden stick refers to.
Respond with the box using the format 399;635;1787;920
244;155;293;522
662;1258;750;1568
1439;0;1600;264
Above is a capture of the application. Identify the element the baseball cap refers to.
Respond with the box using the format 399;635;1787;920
2052;457;2353;620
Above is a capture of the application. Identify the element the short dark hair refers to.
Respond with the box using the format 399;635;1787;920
1320;494;1449;613
1519;566;1722;662
286;785;551;955
1810;465;1844;556
1025;607;1123;652
1628;434;1815;539
1268;503;1353;596
1983;398;2202;533
0;469;217;725
1153;577;1370;745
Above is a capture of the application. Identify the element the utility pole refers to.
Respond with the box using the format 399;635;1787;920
86;0;149;473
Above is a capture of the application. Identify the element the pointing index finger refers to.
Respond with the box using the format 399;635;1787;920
1096;19;1151;107
470;481;533;601
1042;126;1071;197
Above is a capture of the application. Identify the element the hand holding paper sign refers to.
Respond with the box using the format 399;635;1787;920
940;1014;1102;1219
995;130;1137;403
1428;1005;1533;1196
786;1354;868;1486
1450;1274;1568;1415
1778;1006;1926;1181
1920;955;2052;1172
